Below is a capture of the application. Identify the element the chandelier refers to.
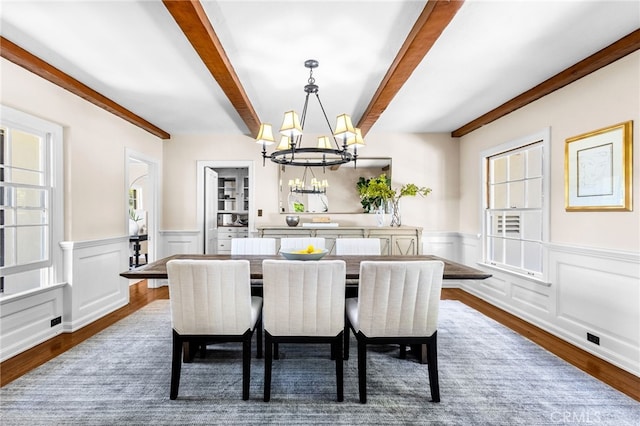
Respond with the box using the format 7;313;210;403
288;166;329;194
255;59;365;167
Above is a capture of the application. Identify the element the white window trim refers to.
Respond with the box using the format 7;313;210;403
478;127;551;284
1;105;64;289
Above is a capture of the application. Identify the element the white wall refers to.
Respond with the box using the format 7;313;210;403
458;51;639;252
1;59;163;242
456;52;640;375
161;132;459;234
0;58;163;360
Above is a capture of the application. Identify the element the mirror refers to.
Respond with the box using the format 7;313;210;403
278;158;392;213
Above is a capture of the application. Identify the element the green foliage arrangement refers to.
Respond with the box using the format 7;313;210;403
357;173;431;213
357;174;393;212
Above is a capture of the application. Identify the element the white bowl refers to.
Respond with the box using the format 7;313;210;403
280;248;329;261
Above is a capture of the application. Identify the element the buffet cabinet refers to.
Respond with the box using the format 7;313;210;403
257;226;422;256
216;226;248;254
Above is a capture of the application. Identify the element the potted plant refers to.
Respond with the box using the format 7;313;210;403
129;209;142;236
357;175;394;213
359;173;431;226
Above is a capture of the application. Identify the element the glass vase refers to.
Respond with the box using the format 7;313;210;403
390;198;401;227
375;204;385;227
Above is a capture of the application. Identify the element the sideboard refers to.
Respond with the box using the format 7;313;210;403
257;225;422;255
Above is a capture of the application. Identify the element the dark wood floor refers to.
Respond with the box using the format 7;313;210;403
1;282;638;402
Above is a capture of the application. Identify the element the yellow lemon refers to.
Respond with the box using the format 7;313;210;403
306;245;315;253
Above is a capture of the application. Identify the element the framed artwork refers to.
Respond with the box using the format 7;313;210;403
565;121;633;211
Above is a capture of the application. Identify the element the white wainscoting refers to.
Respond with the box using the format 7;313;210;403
150;230;201;288
0;283;66;362
1;237;130;361
61;237;131;332
448;232;639;377
158;230;201;257
423;232;463;289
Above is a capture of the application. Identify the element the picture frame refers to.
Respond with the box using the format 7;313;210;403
565;121;633;211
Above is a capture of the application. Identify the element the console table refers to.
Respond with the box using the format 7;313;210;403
129;234;148;268
257;225;422;255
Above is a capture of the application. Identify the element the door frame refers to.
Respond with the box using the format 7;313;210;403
125;149;160;271
196;160;254;253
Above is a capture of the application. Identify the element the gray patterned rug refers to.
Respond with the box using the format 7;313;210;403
1;300;637;425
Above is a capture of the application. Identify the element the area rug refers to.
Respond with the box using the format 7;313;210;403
1;300;637;425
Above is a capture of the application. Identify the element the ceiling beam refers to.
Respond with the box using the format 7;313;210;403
452;28;640;138
357;0;465;136
0;36;171;140
163;0;261;137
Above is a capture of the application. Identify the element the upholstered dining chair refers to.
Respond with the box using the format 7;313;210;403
231;237;277;255
335;238;381;255
261;259;346;402
345;260;444;403
279;237;325;252
166;259;263;401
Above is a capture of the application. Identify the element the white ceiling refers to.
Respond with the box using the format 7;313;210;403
1;1;639;137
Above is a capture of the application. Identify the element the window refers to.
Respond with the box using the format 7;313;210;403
0;106;63;295
482;129;549;281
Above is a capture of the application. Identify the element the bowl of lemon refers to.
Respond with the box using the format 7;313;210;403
280;245;329;261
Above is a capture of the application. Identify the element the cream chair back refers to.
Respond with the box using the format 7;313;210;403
335;238;381;255
231;237;277;255
167;259;259;335
262;259;345;336
279;237;326;252
354;260;444;337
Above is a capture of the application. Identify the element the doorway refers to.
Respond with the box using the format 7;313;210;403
197;160;254;254
126;151;159;275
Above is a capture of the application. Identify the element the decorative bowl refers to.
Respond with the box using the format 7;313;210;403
280;248;329;261
285;215;300;227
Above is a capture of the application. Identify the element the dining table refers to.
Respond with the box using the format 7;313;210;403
119;253;492;282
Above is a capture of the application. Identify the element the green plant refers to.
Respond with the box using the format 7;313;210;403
357;174;394;212
129;208;141;222
357;173;431;213
397;182;432;199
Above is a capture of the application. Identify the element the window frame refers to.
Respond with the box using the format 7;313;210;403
479;128;550;283
0;105;64;293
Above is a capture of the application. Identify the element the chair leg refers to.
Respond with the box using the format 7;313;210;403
242;333;251;401
170;331;182;400
399;344;406;359
335;335;344;402
426;333;440;403
264;333;273;402
357;337;367;404
343;320;350;360
256;315;263;359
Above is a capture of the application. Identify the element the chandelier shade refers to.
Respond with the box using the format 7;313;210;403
347;128;365;147
276;135;291;150
280;110;302;137
255;123;276;146
256;59;363;167
334;114;356;139
317;136;332;149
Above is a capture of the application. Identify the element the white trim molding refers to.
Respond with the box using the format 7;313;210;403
60;237;131;332
0;283;66;362
454;232;639;376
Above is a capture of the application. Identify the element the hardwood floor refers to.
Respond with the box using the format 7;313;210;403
0;281;169;387
1;283;638;402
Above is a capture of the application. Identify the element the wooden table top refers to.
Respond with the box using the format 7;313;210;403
120;254;491;281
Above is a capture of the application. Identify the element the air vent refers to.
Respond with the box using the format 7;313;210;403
498;215;520;234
